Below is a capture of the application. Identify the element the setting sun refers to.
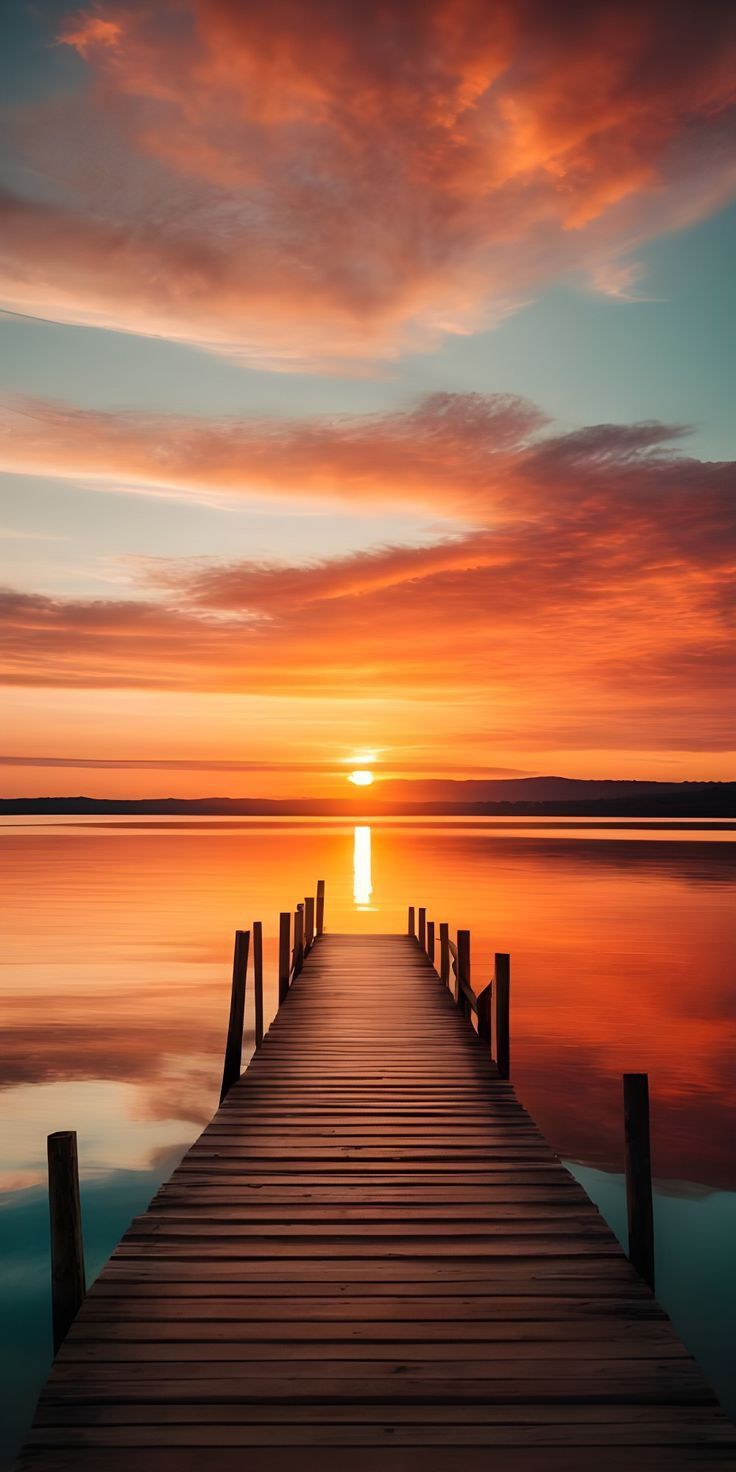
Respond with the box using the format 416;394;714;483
348;769;374;787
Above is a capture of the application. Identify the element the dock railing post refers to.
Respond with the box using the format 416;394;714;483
439;923;449;985
219;929;250;1104
457;930;471;1017
477;985;491;1046
253;920;264;1049
418;907;426;950
623;1072;655;1289
304;895;315;952
426;920;435;966
47;1131;86;1354
316;879;325;937
494;952;510;1078
408;905;416;939
294;903;305;976
278;912;291;1004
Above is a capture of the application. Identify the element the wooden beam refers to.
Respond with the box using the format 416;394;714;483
456;929;471;1017
426;919;435;966
448;935;458;998
278;912;291;1005
624;1072;655;1290
253;920;264;1050
494;952;510;1079
439;922;449;985
304;896;315;952
219;929;250;1104
477;981;492;1046
47;1131;86;1354
294;903;305;977
315;879;325;937
418;907;426;949
408;905;415;939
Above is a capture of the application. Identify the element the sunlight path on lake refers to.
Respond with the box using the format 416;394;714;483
353;823;373;907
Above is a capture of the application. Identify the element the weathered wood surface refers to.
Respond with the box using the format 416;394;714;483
19;934;735;1469
47;1132;86;1355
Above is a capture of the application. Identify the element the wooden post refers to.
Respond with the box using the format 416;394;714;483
304;896;315;952
439;923;450;985
408;905;415;939
316;879;326;937
426;920;435;965
278;912;291;1005
219;929;250;1104
494;952;510;1078
47;1131;86;1354
477;985;491;1045
457;929;471;1016
418;907;426;950
624;1073;655;1289
294;904;304;977
253;919;264;1049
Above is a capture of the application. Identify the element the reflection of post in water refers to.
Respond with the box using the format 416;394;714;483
353;825;373;907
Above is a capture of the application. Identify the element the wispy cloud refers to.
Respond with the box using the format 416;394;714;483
0;526;68;542
0;1;734;366
0;389;692;516
0;754;526;776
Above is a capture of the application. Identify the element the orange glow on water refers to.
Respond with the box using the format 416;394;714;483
1;817;733;1193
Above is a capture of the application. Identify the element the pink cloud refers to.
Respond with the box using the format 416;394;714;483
0;390;545;510
0;389;707;523
0;1;734;365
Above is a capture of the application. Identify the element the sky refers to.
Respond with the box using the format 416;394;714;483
0;0;734;798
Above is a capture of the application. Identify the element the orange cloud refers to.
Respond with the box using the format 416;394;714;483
0;393;733;757
1;1;734;364
58;13;121;54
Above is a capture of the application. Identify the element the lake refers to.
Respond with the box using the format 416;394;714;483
1;815;734;1463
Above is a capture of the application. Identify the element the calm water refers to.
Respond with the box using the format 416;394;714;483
1;816;735;1462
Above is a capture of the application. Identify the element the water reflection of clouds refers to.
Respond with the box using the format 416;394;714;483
0;1006;221;1094
418;834;736;885
0;1080;196;1195
517;1039;736;1193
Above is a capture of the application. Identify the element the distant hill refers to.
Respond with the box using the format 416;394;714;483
1;777;734;817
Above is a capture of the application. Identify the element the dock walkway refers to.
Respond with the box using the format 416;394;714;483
20;932;736;1469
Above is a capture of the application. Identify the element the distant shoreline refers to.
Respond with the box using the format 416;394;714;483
1;783;734;820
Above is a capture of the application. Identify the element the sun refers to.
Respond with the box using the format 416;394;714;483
348;769;374;787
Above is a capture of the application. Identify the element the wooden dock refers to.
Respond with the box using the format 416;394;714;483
20;930;736;1469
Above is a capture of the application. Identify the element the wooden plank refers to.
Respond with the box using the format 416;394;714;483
14;1446;736;1470
26;1422;736;1447
44;1363;713;1398
100;1259;643;1283
32;1405;736;1437
76;1299;663;1322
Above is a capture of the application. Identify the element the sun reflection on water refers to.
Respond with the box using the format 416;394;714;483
353;824;373;907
